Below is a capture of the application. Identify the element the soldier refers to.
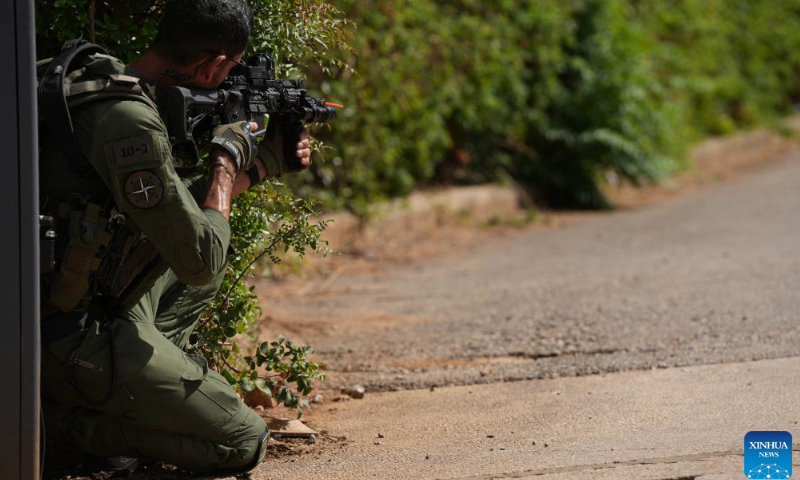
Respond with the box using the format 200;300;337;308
38;0;310;473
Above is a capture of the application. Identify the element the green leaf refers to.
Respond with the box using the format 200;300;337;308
241;378;256;393
221;369;237;385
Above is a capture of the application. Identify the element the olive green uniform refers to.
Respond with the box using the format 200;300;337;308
40;54;266;472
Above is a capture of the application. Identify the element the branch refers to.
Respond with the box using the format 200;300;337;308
222;227;298;307
88;0;96;43
220;354;242;375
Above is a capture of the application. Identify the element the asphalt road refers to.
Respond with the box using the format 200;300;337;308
261;154;800;393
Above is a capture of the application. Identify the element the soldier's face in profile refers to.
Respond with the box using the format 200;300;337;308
190;51;246;89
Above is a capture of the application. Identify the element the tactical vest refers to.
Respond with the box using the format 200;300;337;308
38;40;166;315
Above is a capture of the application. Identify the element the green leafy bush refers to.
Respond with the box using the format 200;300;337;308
306;0;800;210
35;0;351;415
632;0;800;134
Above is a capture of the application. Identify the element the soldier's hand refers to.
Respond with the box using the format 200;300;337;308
255;121;313;179
210;121;258;173
295;128;312;168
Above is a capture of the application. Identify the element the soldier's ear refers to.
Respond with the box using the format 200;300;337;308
199;54;227;83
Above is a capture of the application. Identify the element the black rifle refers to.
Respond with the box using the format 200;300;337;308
165;54;340;175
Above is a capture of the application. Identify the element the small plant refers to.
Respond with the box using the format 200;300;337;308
190;180;331;416
238;335;325;417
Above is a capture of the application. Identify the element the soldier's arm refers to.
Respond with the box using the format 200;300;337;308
202;152;236;219
181;126;311;201
88;100;233;286
182;156;266;204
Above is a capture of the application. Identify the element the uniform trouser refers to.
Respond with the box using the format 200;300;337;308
41;268;267;473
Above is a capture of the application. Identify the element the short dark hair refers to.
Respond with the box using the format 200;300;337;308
152;0;253;66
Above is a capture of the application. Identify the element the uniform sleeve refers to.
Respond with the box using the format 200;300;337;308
182;174;210;206
87;100;229;286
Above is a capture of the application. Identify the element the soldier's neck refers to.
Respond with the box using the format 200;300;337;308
127;51;190;91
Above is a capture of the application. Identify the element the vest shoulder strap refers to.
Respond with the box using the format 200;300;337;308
66;74;159;112
38;40;108;169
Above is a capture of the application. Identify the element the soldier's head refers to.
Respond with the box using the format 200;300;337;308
151;0;253;88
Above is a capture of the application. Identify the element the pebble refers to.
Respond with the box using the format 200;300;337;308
343;385;366;399
311;394;325;404
377;432;385;438
307;435;317;444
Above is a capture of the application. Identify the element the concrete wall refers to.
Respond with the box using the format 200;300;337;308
0;0;41;478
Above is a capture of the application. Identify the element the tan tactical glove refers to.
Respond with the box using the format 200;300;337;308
252;121;309;181
210;121;257;172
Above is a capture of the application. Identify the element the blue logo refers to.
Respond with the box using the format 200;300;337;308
745;431;792;478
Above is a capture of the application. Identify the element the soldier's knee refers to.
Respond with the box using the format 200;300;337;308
216;410;269;473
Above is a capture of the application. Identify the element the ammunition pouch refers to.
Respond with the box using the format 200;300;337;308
45;198;113;312
94;216;168;311
42;196;167;314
